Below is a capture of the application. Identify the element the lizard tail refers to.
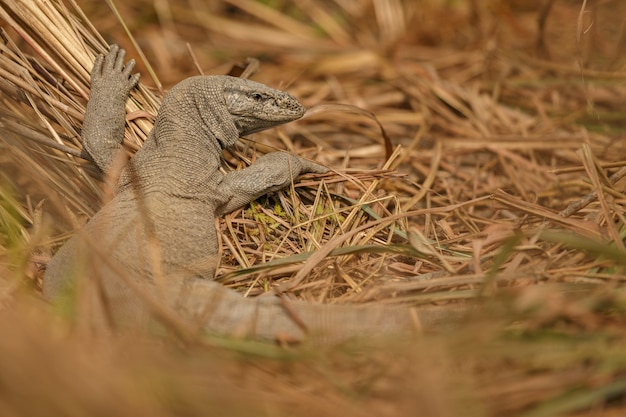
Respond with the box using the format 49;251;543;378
178;280;468;344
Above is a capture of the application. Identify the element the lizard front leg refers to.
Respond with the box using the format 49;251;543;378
82;44;140;174
216;152;327;215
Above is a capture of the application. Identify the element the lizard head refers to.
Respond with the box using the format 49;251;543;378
152;75;306;152
222;76;306;138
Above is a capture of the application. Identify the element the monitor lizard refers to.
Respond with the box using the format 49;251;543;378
43;45;466;343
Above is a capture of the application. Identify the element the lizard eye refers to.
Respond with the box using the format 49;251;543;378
251;93;263;101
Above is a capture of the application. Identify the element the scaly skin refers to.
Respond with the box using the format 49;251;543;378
43;45;466;343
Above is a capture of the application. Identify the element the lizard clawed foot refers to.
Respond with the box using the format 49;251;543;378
90;44;140;95
257;152;328;184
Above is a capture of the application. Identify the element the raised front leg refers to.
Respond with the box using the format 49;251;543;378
216;152;327;215
82;44;140;173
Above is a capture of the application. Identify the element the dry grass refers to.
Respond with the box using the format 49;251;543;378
1;0;626;415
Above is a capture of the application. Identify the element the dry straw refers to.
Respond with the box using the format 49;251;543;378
1;1;626;416
0;0;470;306
1;0;626;308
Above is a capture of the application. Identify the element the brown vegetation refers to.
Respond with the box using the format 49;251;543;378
1;0;626;416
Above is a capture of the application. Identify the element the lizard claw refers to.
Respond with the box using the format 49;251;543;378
298;158;328;175
112;44;127;71
90;44;140;94
102;43;120;74
91;52;105;80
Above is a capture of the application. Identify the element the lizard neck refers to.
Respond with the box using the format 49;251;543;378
122;77;239;196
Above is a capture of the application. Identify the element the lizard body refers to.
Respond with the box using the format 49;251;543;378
43;46;465;343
